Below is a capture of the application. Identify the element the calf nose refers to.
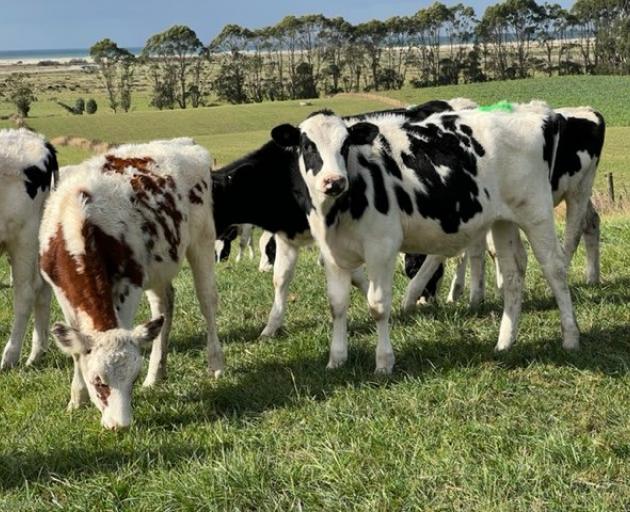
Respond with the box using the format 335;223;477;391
322;176;347;197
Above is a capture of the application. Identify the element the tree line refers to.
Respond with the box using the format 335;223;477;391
89;0;628;110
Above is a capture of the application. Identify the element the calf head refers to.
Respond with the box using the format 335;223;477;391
271;110;378;202
51;317;164;430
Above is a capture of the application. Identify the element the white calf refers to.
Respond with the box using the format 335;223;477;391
0;129;57;370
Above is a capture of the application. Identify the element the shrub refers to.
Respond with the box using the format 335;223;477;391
86;99;98;114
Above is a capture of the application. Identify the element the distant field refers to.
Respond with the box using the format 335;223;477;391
380;75;630;127
1;75;620;194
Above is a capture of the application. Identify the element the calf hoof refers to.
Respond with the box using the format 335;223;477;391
401;301;416;315
25;352;45;367
0;351;19;371
66;400;84;412
493;341;514;353
209;368;224;379
375;352;395;375
326;354;347;370
142;373;166;388
260;325;279;338
562;337;580;351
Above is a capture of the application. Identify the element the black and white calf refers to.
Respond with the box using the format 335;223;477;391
405;104;605;309
214;224;255;262
0;129;57;370
271;106;580;373
212;99;476;337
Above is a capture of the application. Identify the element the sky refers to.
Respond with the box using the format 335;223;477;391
0;0;574;51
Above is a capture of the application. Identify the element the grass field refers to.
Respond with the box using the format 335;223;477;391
1;75;630;510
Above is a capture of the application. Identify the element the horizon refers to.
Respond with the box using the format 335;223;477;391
0;0;575;52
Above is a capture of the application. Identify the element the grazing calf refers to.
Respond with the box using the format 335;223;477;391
0;129;57;370
40;139;223;429
212;99;476;337
407;104;605;308
271;107;579;373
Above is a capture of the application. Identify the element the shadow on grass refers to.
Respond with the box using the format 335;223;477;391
4;276;630;490
145;319;630;431
0;442;218;492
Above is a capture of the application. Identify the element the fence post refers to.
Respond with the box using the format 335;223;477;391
607;172;615;204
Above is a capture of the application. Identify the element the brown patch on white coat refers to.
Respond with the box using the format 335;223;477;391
40;139;222;430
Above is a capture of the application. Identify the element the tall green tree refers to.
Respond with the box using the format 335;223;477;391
90;38;136;112
4;73;37;117
142;25;205;109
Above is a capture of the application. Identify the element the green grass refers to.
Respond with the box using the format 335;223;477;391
381;75;630;127
2;218;630;510
2;74;630;510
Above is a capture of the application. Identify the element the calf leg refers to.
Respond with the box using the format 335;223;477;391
402;255;447;312
350;267;369;296
25;280;52;366
187;239;224;378
1;237;38;370
583;201;600;284
366;254;397;374
563;194;590;272
143;284;175;387
468;237;487;310
324;259;352;369
492;222;527;352
260;237;298;338
523;219;580;350
447;253;468;303
67;354;89;410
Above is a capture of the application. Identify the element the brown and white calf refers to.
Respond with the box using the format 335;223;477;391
39;139;223;429
0;129;57;370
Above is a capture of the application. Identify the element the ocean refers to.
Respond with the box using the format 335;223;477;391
0;47;142;62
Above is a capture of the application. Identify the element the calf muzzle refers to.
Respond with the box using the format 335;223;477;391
322;176;347;197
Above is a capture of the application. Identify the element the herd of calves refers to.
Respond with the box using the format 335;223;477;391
0;98;605;429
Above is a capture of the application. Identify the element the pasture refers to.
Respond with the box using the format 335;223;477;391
1;75;630;510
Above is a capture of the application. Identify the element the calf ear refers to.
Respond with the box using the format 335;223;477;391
349;122;379;146
132;316;165;348
271;124;300;147
51;323;92;356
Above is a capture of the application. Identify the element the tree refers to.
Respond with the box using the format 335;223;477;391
213;55;249;104
90;38;136;112
86;99;98;114
5;74;36;117
75;98;85;114
355;20;388;90
142;25;205;109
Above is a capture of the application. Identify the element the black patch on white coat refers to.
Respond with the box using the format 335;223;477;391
22;142;59;199
264;235;277;265
542;115;560;172
402;119;484;234
403;253;444;299
357;155;389;215
551;112;605;191
326;173;369;227
301;133;324;175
